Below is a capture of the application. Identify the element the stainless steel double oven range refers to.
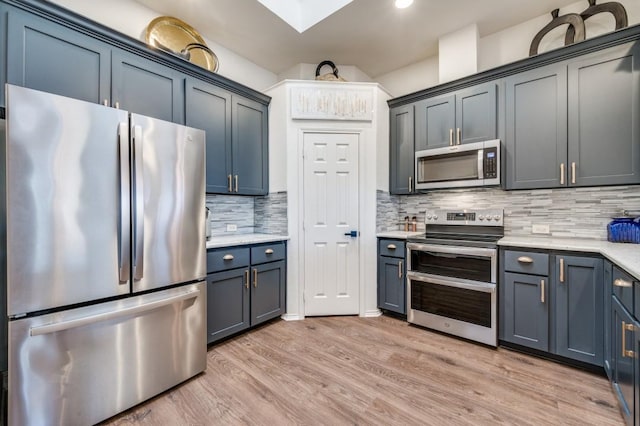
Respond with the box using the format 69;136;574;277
406;209;503;347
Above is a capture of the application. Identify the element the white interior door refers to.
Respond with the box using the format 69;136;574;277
303;132;360;316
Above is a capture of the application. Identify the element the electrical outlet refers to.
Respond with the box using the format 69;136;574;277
226;224;237;232
532;224;550;234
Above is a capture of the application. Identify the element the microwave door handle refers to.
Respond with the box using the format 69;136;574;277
477;149;484;179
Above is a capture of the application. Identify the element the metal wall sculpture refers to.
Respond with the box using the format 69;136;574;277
529;0;629;57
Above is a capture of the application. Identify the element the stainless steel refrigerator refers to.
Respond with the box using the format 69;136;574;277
2;84;207;425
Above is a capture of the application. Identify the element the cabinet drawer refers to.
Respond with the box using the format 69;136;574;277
504;250;549;275
613;266;634;314
379;239;405;258
251;242;285;265
207;247;250;273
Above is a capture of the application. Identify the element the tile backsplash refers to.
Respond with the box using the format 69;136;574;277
378;186;640;240
206;192;288;236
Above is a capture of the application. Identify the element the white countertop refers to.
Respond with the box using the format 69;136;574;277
499;236;640;281
376;231;424;239
206;233;289;249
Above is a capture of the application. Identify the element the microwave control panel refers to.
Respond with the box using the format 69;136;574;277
483;147;498;179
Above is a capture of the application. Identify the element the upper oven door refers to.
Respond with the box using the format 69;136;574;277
407;242;497;283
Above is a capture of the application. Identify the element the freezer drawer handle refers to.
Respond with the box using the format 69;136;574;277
29;289;201;337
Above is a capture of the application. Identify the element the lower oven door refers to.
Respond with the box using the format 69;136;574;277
407;272;497;346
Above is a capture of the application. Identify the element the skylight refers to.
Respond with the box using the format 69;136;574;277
256;0;354;33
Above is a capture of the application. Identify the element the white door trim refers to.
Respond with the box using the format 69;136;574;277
294;127;380;319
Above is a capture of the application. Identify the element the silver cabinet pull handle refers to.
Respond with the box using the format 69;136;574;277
408;176;413;193
571;162;576;184
244;270;249;289
614;278;632;288
253;268;258;288
387;244;397;250
227;174;233;192
234;175;239;193
103;99;109;106
265;248;274;254
559;258;565;283
223;254;234;261
456;128;461;145
115;101;120;109
622;322;635;358
560;163;565;185
540;279;545;303
449;128;453;146
517;256;533;264
398;260;403;279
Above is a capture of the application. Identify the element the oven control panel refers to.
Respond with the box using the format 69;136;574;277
425;209;504;226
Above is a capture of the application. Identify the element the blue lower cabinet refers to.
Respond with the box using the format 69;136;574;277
207;242;286;344
377;239;406;315
611;296;634;425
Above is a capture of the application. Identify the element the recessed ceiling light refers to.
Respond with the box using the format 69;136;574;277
395;0;414;8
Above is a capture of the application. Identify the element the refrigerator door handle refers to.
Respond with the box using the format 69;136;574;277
118;123;131;284
30;288;201;337
133;125;145;281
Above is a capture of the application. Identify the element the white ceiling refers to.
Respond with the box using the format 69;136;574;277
133;0;580;77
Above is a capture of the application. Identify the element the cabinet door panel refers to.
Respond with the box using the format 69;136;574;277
554;256;603;365
185;79;232;194
378;256;405;314
251;261;285;326
5;7;110;106
505;64;568;189
502;272;549;351
456;83;497;145
207;269;250;343
112;50;183;123
568;43;640;187
389;104;414;194
232;96;268;195
612;296;634;424
416;94;455;150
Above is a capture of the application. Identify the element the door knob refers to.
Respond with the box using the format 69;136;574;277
344;230;358;237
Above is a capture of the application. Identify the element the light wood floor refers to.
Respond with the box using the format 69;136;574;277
103;315;623;425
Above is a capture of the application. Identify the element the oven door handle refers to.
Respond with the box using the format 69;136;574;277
407;271;496;293
406;242;496;258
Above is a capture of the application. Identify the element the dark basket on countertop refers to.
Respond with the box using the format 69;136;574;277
607;217;640;243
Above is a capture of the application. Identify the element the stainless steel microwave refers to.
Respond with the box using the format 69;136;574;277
415;139;501;190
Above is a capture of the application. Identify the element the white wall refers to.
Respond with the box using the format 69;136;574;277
49;0;278;91
439;24;478;83
376;0;640;97
374;56;439;99
479;0;640;71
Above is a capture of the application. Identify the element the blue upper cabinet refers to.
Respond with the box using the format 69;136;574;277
231;96;269;195
112;50;184;124
567;42;640;187
415;83;497;151
185;78;232;194
3;5;111;106
185;80;268;195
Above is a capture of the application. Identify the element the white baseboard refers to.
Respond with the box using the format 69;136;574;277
281;313;303;321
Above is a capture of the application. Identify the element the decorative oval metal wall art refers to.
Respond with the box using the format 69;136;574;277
145;16;219;72
529;0;628;57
